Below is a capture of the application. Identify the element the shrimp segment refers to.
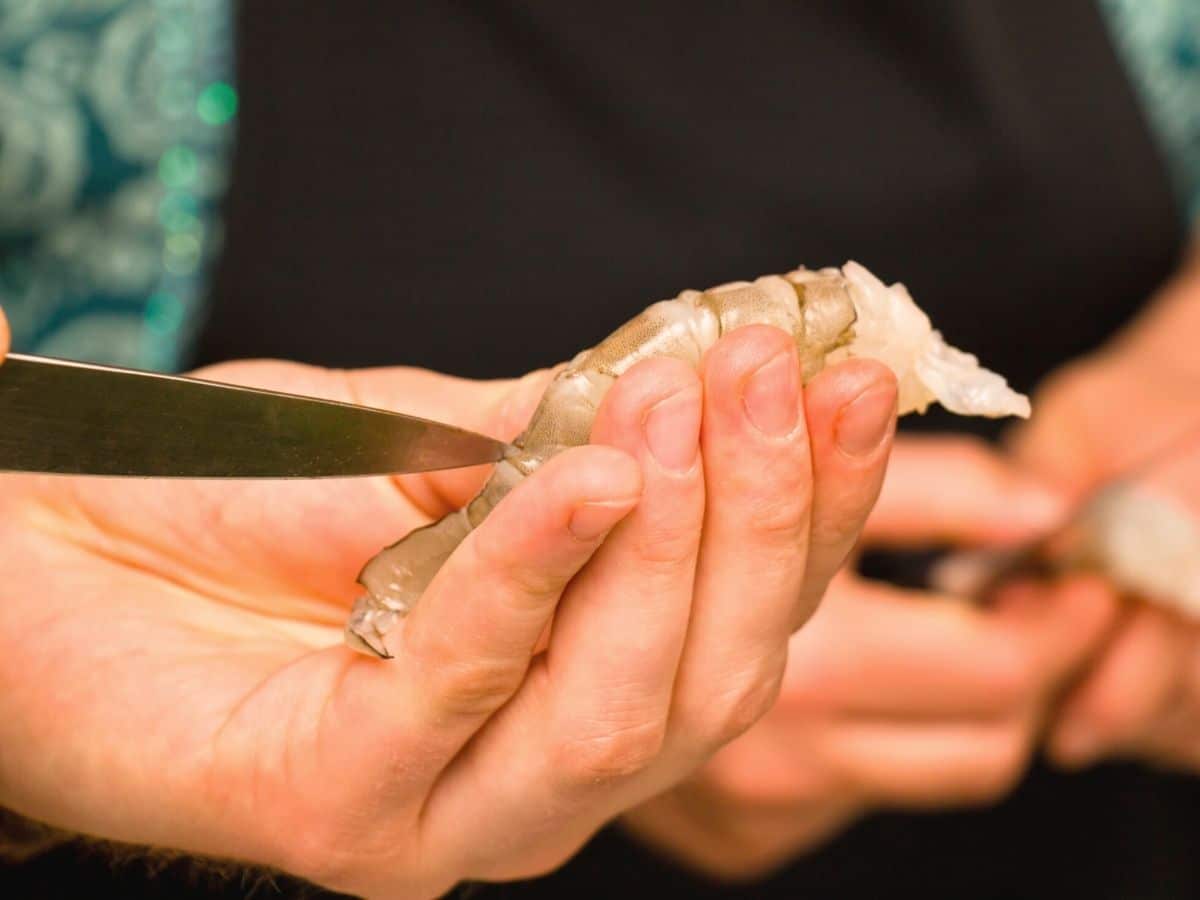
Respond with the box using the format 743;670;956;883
347;262;1028;657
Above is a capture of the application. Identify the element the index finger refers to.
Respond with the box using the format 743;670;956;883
783;573;1115;721
864;437;1066;547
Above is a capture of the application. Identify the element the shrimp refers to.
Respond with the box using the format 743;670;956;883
346;261;1030;657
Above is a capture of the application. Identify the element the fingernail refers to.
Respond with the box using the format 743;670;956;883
645;387;701;472
742;351;800;437
568;497;639;541
835;385;896;456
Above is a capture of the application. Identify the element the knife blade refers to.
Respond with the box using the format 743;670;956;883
0;353;511;478
930;420;1200;602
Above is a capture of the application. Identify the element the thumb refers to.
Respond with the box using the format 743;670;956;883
864;436;1068;547
0;307;9;362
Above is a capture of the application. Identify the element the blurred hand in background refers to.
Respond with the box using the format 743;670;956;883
1012;249;1200;774
623;439;1118;879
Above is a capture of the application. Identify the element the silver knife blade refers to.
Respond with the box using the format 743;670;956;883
0;353;511;478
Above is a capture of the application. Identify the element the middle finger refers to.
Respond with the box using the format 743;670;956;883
668;326;816;749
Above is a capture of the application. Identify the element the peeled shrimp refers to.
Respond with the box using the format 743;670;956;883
347;261;1030;657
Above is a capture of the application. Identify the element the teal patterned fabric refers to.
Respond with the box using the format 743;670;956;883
0;2;1195;370
1101;0;1200;223
0;0;234;370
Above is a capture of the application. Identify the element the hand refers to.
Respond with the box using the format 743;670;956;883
1011;253;1200;772
623;439;1117;879
0;306;9;361
0;325;896;898
1018;390;1200;770
1010;247;1200;771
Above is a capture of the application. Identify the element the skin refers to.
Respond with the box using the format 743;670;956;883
0;323;896;898
620;247;1200;879
623;438;1119;878
1012;246;1200;771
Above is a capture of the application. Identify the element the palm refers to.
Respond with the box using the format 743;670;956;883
0;359;532;875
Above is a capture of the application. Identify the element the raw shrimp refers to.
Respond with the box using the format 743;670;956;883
347;261;1030;657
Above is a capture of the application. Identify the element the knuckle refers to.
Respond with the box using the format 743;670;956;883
632;521;699;569
470;527;565;601
809;507;864;559
691;656;787;748
555;720;667;784
407;618;524;717
745;485;811;543
430;655;523;718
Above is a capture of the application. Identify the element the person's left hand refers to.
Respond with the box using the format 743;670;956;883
1011;260;1200;771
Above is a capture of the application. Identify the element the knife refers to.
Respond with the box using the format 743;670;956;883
0;354;512;478
930;421;1200;603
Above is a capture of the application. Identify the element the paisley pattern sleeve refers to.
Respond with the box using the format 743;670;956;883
1100;0;1200;223
0;0;235;371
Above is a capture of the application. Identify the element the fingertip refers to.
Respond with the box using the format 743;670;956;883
524;444;643;528
807;360;897;461
595;356;701;433
592;357;703;474
807;358;897;420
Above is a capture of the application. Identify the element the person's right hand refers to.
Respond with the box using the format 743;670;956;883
623;439;1120;879
0;325;895;898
